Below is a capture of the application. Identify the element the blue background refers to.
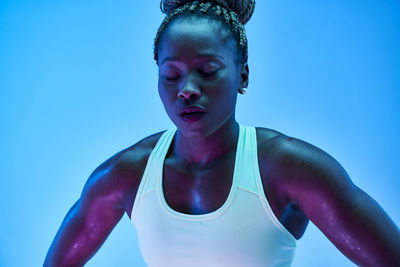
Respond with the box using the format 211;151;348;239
1;0;399;266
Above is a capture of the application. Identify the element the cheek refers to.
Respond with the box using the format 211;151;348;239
209;86;237;116
211;77;237;100
158;78;168;100
158;83;176;110
220;78;239;109
157;80;163;99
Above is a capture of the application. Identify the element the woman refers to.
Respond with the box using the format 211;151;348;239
44;0;400;266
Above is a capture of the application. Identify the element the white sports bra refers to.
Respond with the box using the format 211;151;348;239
131;125;296;266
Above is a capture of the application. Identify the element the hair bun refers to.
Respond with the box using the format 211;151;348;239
160;0;255;25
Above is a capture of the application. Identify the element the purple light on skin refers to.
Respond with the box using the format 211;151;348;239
192;190;203;214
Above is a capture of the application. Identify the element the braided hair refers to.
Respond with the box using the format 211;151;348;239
154;0;255;66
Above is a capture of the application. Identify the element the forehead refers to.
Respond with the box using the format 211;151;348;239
158;17;234;65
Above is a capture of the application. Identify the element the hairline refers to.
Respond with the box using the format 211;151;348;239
156;14;242;67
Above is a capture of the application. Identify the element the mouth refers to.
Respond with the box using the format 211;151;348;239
179;111;206;122
177;105;207;122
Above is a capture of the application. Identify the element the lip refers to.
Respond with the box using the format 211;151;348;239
178;105;207;116
180;112;206;122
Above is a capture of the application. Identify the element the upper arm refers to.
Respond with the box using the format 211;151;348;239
44;156;130;267
273;136;400;266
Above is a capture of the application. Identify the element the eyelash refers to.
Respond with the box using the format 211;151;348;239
165;76;179;81
164;69;218;82
200;69;218;78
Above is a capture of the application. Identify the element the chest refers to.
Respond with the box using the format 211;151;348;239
162;151;236;215
162;148;285;218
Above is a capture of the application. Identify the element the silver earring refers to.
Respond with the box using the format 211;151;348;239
239;87;247;94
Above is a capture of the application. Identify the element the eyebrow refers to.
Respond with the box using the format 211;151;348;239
160;53;224;66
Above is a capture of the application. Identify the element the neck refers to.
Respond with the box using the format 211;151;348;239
172;117;239;168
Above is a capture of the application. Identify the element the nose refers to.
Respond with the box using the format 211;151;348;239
177;77;201;101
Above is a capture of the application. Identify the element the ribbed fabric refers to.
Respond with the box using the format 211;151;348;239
131;125;296;267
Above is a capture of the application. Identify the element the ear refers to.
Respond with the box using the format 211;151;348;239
239;62;249;89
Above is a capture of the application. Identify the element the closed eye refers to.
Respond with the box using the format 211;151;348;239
165;76;179;81
199;69;219;79
163;74;180;82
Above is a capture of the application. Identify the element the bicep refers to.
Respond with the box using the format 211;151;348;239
44;168;125;267
278;138;400;266
301;184;400;266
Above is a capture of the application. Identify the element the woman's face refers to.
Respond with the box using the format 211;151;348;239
157;17;247;138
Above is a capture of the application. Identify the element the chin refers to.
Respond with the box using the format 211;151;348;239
173;120;212;139
177;124;208;138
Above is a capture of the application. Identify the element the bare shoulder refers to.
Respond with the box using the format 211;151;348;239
44;131;168;266
92;130;166;180
254;126;285;144
255;126;355;199
255;126;324;157
82;130;167;217
258;129;355;205
254;126;290;166
256;126;342;175
255;128;400;266
113;130;167;176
